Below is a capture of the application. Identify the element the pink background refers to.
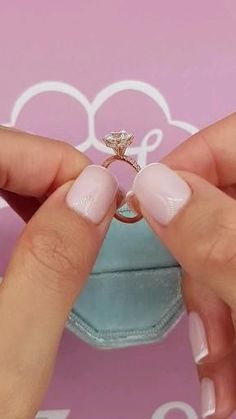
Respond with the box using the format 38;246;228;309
1;1;236;418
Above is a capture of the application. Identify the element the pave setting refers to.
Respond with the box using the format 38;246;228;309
101;130;143;223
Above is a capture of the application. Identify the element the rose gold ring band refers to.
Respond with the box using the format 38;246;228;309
101;131;143;224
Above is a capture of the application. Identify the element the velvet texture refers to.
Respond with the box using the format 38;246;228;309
67;211;183;348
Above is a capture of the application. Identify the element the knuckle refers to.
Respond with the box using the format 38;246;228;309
22;223;82;294
204;236;236;271
202;211;236;273
56;139;75;156
55;139;89;165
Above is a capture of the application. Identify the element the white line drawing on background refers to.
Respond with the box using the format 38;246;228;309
0;80;198;209
35;401;198;419
36;410;70;419
151;401;198;419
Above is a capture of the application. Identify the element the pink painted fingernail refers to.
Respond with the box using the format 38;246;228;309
201;378;216;418
188;312;209;364
132;163;191;225
66;165;118;224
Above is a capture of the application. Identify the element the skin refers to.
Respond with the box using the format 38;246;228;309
0;126;116;418
1;114;236;418
136;113;236;418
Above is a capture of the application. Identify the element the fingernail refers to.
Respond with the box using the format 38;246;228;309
0;277;3;284
201;378;216;418
132;163;191;225
126;190;138;213
66;165;118;224
188;312;209;364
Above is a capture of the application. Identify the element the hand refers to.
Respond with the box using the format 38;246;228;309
131;113;236;418
0;127;118;418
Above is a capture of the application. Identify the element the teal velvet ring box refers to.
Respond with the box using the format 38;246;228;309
67;209;183;349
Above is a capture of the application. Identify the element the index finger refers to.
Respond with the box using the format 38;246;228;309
0;126;90;197
162;113;236;188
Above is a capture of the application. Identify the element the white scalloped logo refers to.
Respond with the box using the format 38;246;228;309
35;401;198;418
0;80;198;210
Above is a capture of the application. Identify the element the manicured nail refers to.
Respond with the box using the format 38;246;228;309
0;277;3;284
126;190;138;213
66;165;118;224
201;378;216;418
188;312;209;364
132;163;191;225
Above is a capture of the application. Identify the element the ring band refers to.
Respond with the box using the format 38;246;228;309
101;131;143;224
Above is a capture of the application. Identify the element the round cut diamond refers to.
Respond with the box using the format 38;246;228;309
102;130;134;156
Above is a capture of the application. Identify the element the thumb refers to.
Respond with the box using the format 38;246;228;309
0;165;118;417
132;163;236;308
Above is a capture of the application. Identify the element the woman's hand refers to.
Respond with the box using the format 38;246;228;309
131;113;236;418
0;127;118;418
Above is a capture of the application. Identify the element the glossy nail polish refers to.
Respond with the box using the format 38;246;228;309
188;312;209;364
201;378;216;418
133;163;191;225
66;165;118;224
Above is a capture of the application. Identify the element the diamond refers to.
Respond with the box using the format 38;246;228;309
102;130;134;156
